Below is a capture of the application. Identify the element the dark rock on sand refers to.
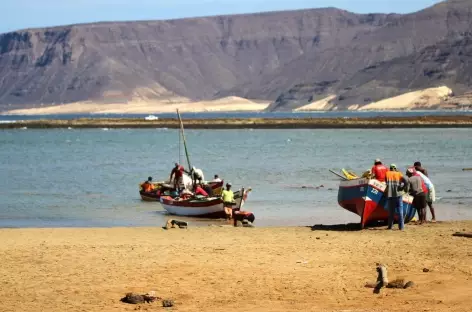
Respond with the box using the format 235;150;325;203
162;299;174;307
423;268;430;272
404;281;415;289
121;293;145;304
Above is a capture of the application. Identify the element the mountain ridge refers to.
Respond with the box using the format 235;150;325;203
1;0;472;112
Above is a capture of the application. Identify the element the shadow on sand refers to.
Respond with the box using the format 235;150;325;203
308;221;387;232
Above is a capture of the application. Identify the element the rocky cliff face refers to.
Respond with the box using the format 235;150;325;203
0;0;471;111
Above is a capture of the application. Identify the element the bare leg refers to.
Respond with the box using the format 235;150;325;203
428;202;437;222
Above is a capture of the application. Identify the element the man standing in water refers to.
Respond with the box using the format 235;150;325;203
371;159;388;182
406;168;427;224
385;164;407;230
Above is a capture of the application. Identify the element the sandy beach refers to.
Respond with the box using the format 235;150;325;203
0;221;471;312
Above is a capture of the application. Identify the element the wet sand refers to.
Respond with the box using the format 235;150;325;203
2;115;472;129
0;221;471;312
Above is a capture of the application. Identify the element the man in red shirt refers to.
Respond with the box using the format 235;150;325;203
194;183;209;197
371;159;388;182
170;163;185;190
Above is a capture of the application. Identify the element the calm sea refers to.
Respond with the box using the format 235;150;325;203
1;110;472;121
1;128;471;227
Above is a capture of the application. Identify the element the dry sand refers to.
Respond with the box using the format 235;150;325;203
3;96;270;115
0;221;471;312
359;86;453;110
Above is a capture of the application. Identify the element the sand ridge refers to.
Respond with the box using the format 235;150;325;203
2;97;270;115
0;221;471;312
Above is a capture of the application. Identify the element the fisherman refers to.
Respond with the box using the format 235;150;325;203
221;183;235;219
385;164;407;230
406;168;427;224
414;161;429;177
140;177;155;193
414;170;436;222
371;159;388;182
190;166;205;186
194;183;209;197
212;174;222;182
170;163;185;190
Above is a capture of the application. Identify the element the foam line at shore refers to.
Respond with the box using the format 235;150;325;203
1;116;472;129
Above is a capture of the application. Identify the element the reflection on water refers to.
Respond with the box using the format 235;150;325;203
0;128;471;227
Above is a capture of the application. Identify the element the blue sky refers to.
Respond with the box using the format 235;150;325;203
2;0;441;34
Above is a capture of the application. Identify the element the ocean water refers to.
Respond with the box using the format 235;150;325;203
1;110;472;121
1;128;471;228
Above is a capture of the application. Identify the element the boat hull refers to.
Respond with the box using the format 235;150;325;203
338;178;415;228
159;190;247;218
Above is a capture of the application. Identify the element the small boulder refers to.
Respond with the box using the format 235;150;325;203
423;268;430;273
162;299;174;307
404;281;415;289
121;293;145;304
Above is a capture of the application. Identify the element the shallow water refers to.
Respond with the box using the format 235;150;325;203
1;128;471;227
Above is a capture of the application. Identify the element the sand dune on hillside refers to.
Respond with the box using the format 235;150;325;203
3;97;270;115
294;95;336;111
359;86;452;110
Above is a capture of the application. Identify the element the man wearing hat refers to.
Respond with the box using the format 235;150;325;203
385;164;407;230
371;159;388;182
406;168;427;224
221;183;235;219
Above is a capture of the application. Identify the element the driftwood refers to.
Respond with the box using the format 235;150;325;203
453;232;472;238
164;219;188;229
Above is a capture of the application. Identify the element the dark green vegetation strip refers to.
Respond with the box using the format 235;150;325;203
2;116;472;129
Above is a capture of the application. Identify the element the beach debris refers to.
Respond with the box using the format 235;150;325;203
162;299;174;307
423;268;430;273
164;219;188;229
296;260;309;264
374;264;389;294
386;279;405;288
447;189;452;192
366;266;415;292
462;168;472;171
453;232;472;238
121;292;159;304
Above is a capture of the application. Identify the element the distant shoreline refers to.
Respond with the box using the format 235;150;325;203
2;116;472;129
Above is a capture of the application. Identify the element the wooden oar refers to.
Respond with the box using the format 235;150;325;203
329;169;348;181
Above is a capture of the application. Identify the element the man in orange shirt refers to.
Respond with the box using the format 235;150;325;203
140;177;155;193
385;164;407;230
371;159;388;182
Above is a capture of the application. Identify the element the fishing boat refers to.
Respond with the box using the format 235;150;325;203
337;177;416;228
159;188;251;218
139;179;224;202
151;109;254;220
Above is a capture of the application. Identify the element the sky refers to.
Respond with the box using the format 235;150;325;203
2;0;442;34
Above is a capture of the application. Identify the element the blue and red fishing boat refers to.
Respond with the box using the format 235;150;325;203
337;178;416;228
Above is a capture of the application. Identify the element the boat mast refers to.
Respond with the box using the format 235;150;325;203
176;109;192;171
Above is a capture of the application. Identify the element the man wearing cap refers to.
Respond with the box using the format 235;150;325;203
406;168;427;224
371;159;388;182
385;164;407;230
221;183;235;219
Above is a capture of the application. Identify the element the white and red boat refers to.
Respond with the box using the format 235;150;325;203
159;188;250;218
